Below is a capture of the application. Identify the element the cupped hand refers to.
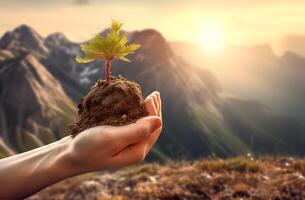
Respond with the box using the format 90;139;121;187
67;91;162;173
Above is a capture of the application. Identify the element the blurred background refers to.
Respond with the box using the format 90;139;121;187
1;0;305;160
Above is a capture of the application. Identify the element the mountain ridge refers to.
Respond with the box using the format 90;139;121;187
0;48;75;154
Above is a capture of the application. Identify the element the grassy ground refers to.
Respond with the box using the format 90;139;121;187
28;156;305;200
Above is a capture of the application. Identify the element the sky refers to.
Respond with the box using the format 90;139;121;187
0;0;305;54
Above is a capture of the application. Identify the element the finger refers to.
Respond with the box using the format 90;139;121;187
156;92;162;118
108;116;162;149
109;141;147;167
145;92;159;110
149;91;161;118
145;97;155;116
150;98;158;116
145;92;155;101
145;96;158;116
152;92;160;115
145;92;163;154
145;127;162;155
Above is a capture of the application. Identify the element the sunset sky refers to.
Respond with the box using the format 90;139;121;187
1;0;305;54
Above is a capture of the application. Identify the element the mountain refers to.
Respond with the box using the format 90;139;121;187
0;26;75;156
0;24;49;58
172;42;305;122
282;35;305;57
42;32;88;101
1;25;305;159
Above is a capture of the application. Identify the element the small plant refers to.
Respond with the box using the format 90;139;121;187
75;20;140;81
70;20;147;136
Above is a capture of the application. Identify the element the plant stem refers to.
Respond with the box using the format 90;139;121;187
105;60;111;82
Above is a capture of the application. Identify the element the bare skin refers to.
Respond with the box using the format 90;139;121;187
0;91;162;200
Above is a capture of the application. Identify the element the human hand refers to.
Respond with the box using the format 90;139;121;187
66;91;162;173
0;92;161;200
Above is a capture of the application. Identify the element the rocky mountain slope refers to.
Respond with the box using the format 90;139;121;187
0;25;305;159
0;26;75;155
27;156;305;200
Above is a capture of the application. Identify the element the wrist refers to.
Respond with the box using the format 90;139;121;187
51;136;81;180
58;136;94;176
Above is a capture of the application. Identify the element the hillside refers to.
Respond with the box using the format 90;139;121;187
1;25;305;159
0;26;75;156
27;156;305;199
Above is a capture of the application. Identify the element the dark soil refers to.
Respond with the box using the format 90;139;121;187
69;75;147;136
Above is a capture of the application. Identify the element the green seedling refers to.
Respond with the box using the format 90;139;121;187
76;20;140;81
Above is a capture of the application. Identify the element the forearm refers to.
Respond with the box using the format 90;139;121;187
0;136;78;200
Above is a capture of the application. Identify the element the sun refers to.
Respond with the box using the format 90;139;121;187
197;24;225;52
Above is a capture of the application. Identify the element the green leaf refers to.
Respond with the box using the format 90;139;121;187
75;20;141;64
117;56;131;62
111;20;123;32
75;55;95;63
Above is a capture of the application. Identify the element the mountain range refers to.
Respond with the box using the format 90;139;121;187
0;25;305;160
172;42;305;122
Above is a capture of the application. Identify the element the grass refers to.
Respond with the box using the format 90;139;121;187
29;156;305;200
193;157;262;173
292;159;305;173
121;163;161;178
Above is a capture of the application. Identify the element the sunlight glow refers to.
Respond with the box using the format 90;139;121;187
197;24;225;52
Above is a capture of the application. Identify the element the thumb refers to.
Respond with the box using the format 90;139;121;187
115;116;162;146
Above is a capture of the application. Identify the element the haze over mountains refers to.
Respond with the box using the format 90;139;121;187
0;25;305;160
172;42;305;122
282;35;305;57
